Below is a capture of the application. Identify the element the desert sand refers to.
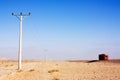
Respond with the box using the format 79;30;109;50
0;59;120;80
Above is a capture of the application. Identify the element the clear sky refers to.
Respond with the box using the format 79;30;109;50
0;0;120;60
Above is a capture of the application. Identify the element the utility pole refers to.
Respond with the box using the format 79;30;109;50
12;12;30;70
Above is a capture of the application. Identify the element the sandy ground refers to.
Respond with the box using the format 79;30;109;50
0;60;120;80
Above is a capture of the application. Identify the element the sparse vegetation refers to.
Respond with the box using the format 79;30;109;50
52;77;60;80
0;60;120;80
4;64;14;67
29;69;35;72
55;64;58;66
48;69;59;73
17;69;23;72
10;64;14;66
5;65;9;67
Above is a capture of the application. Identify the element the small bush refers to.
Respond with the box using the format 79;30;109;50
5;64;13;67
10;64;14;66
5;65;9;67
52;77;60;80
17;70;23;72
29;69;35;72
48;69;59;73
55;64;58;66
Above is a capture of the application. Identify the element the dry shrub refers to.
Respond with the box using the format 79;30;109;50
48;69;59;73
29;69;35;72
52;77;60;80
55;64;58;66
5;64;13;67
10;64;14;66
17;69;23;72
5;65;9;67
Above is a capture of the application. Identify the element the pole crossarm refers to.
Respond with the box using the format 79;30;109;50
12;12;30;70
12;12;31;16
12;12;30;20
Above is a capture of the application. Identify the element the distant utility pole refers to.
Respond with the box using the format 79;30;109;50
12;12;30;70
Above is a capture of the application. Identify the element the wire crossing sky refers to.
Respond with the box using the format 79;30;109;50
0;0;120;60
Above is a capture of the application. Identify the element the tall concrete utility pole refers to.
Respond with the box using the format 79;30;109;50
12;12;30;70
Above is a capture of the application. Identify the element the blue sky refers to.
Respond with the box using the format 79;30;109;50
0;0;120;60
